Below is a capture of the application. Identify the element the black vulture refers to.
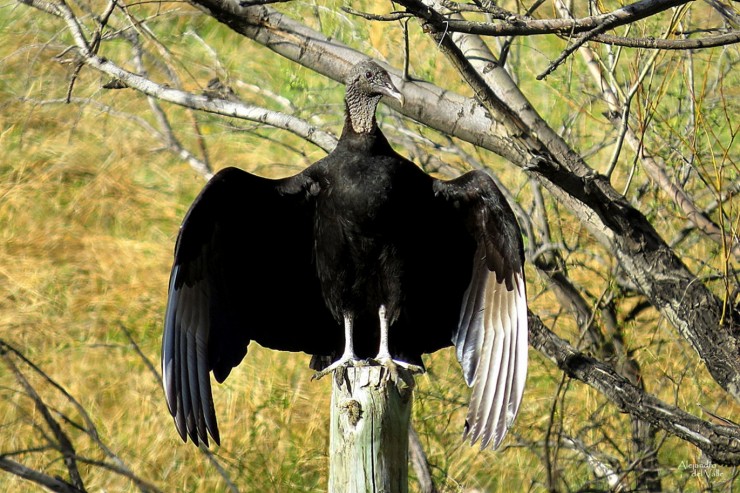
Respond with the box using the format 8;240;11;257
162;60;527;450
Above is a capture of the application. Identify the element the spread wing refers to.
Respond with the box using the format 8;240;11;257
433;170;528;450
161;166;336;446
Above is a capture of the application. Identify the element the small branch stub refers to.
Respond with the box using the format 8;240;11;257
329;365;415;493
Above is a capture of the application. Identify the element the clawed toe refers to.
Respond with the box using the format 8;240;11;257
312;355;363;380
373;356;424;387
374;356;424;375
312;353;425;385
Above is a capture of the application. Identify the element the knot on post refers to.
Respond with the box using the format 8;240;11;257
342;399;363;428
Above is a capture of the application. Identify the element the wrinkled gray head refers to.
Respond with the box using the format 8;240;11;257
345;60;404;105
344;61;404;134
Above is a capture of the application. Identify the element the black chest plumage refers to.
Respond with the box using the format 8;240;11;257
312;132;428;329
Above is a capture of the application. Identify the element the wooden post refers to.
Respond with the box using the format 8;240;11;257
328;365;414;493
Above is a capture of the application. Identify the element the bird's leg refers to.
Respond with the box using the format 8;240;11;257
312;313;360;380
374;305;424;377
375;305;392;362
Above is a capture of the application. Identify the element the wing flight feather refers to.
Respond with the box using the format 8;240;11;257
434;170;528;450
161;166;334;446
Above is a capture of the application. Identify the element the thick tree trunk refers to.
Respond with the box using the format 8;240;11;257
329;366;414;493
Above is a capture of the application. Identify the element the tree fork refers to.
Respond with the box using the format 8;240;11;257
329;365;414;493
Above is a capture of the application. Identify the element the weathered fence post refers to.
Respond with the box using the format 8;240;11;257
328;365;414;493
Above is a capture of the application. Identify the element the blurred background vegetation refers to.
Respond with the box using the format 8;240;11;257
1;1;738;491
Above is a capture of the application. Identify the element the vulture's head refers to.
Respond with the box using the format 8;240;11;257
345;60;404;106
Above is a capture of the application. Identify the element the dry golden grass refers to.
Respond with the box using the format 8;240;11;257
1;2;738;492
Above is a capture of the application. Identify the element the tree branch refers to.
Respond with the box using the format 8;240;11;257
591;30;740;50
528;313;740;466
0;340;162;493
397;0;692;37
184;0;524;163
128;32;214;179
1;342;87;491
0;457;85;493
408;426;438;493
18;0;337;154
423;0;740;50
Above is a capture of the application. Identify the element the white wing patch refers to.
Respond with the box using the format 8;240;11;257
456;254;528;450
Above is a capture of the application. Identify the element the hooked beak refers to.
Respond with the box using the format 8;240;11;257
379;80;405;107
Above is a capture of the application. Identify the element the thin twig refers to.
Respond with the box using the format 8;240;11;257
1;342;87;491
0;340;158;492
119;324;161;383
129;33;214;179
199;448;241;493
341;6;410;22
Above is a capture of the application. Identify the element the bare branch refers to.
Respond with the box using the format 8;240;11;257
238;0;290;5
592;30;740;49
119;324;161;383
199;448;241;493
560;435;624;490
408;426;438;493
69;457;162;493
187;0;521;162
19;0;338;154
128;32;214;179
118;326;242;491
399;0;740;53
1;342;87;491
0;340;161;493
528;313;740;466
0;457;85;493
397;0;692;37
341;6;411;22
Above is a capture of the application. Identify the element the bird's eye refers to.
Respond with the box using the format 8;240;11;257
365;71;373;79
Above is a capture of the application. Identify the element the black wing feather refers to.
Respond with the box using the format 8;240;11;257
161;166;336;446
433;170;528;450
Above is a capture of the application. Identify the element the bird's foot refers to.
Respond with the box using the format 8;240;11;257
311;353;363;381
373;354;424;387
375;357;424;374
